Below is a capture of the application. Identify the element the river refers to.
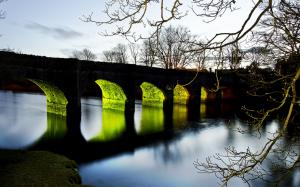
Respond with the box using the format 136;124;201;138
0;90;299;187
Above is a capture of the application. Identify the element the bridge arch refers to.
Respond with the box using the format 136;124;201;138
95;79;127;111
0;76;68;142
173;84;189;105
29;79;68;116
201;87;208;102
140;82;165;107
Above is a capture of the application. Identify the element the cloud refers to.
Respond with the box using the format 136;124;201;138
25;22;83;39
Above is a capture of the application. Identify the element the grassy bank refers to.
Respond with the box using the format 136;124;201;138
0;150;91;187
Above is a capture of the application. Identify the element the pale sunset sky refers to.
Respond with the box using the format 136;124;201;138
0;0;256;60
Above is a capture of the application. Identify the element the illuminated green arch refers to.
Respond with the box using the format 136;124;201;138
173;84;189;105
95;79;127;111
201;87;208;102
29;79;68;116
140;82;165;107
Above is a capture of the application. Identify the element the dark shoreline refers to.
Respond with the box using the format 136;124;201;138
0;150;92;187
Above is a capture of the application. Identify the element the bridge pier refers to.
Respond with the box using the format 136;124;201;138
65;97;84;144
123;84;137;138
163;87;174;131
62;61;85;145
124;97;137;138
187;87;201;121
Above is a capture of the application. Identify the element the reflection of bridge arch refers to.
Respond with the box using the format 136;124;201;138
28;79;68;141
0;79;68;143
95;79;127;111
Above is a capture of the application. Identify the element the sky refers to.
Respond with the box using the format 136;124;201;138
0;0;256;60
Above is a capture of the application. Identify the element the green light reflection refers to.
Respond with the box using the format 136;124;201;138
140;82;165;107
91;108;126;142
29;79;68;116
173;104;188;129
135;106;164;135
95;80;127;111
200;102;206;119
173;84;189;105
41;111;67;140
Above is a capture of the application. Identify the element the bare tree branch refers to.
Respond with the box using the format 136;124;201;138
71;48;97;61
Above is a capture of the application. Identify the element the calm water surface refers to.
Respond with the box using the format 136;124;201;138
0;91;299;187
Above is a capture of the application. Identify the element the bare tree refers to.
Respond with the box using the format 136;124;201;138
0;0;7;20
260;0;300;57
193;1;300;186
154;25;196;69
140;38;157;67
0;47;22;54
244;46;273;69
85;0;300;186
113;43;128;64
129;43;139;65
71;48;97;61
103;50;115;62
83;0;275;50
0;0;7;37
194;49;208;71
138;25;199;69
228;42;243;69
102;43;128;64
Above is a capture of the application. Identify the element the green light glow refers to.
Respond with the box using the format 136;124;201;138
95;79;127;111
91;109;126;142
29;79;68;116
41;112;67;140
135;106;164;135
140;82;165;107
173;84;189;105
201;87;208;102
200;102;206;119
173;104;188;129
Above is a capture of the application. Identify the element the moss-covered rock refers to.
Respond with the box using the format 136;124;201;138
0;150;91;187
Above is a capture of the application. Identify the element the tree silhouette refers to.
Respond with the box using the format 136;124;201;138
71;48;97;61
84;0;300;186
103;43;128;64
0;0;6;20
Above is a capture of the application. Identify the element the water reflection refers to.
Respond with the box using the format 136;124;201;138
200;102;206;120
81;98;126;142
40;111;67;140
135;105;164;135
81;98;102;141
0;91;69;148
91;109;126;142
0;91;47;148
0;91;299;187
173;104;188;129
80;120;296;187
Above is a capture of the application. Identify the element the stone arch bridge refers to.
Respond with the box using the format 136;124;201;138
0;51;244;142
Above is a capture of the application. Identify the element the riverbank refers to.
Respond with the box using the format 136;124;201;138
0;150;91;187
